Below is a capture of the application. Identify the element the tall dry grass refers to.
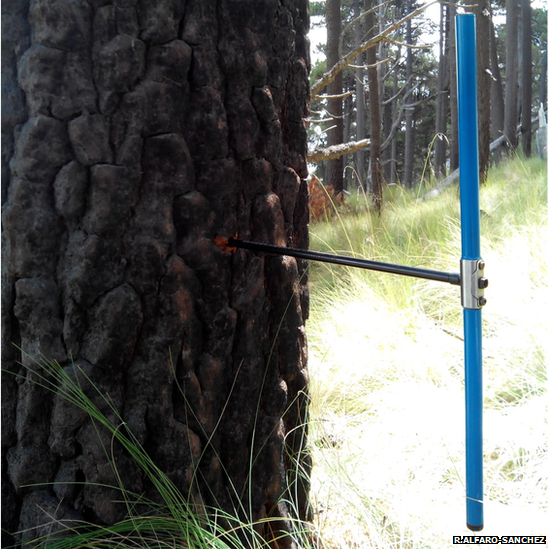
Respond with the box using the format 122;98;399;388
307;156;548;548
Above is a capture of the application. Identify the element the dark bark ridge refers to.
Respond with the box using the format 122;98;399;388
1;0;311;546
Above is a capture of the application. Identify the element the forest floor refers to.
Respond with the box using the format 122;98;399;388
306;155;548;548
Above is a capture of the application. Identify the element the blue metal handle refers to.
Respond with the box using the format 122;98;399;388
456;13;484;532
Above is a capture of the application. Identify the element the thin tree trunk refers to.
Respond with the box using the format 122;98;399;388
521;0;533;156
539;50;548;109
382;95;394;182
326;0;344;193
1;1;311;546
390;46;402;183
434;1;448;179
343;82;353;184
353;0;366;189
504;0;520;150
365;0;383;208
490;18;506;164
468;0;492;183
403;0;415;188
448;0;459;171
377;1;392;184
382;70;395;183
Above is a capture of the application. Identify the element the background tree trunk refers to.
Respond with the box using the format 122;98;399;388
469;0;492;183
539;50;548;109
353;0;366;189
521;0;533;157
365;0;383;208
504;0;520;150
1;1;311;546
448;0;460;172
390;45;402;183
434;1;449;179
325;0;344;193
403;0;415;188
490;18;506;164
377;1;391;185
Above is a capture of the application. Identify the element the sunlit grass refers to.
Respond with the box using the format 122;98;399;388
307;155;548;547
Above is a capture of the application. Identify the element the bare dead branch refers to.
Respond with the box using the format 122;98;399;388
304;117;334;124
380;51;403;83
381;74;414;106
349;58;394;70
315;90;355;100
383;37;432;49
308;138;371;163
365;57;394;69
311;0;437;100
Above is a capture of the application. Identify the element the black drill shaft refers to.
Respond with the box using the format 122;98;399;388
228;238;461;286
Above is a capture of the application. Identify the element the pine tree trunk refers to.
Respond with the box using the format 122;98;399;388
403;0;415;188
377;2;392;185
505;0;520;150
448;0;460;171
490;18;506;164
434;2;449;179
390;46;402;184
1;1;311;546
521;0;533;157
469;0;492;183
539;50;547;109
353;0;366;189
325;0;344;193
365;0;382;209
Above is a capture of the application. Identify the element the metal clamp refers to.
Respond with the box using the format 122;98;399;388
460;259;488;309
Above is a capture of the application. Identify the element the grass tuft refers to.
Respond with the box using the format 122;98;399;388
7;353;311;549
307;155;548;547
